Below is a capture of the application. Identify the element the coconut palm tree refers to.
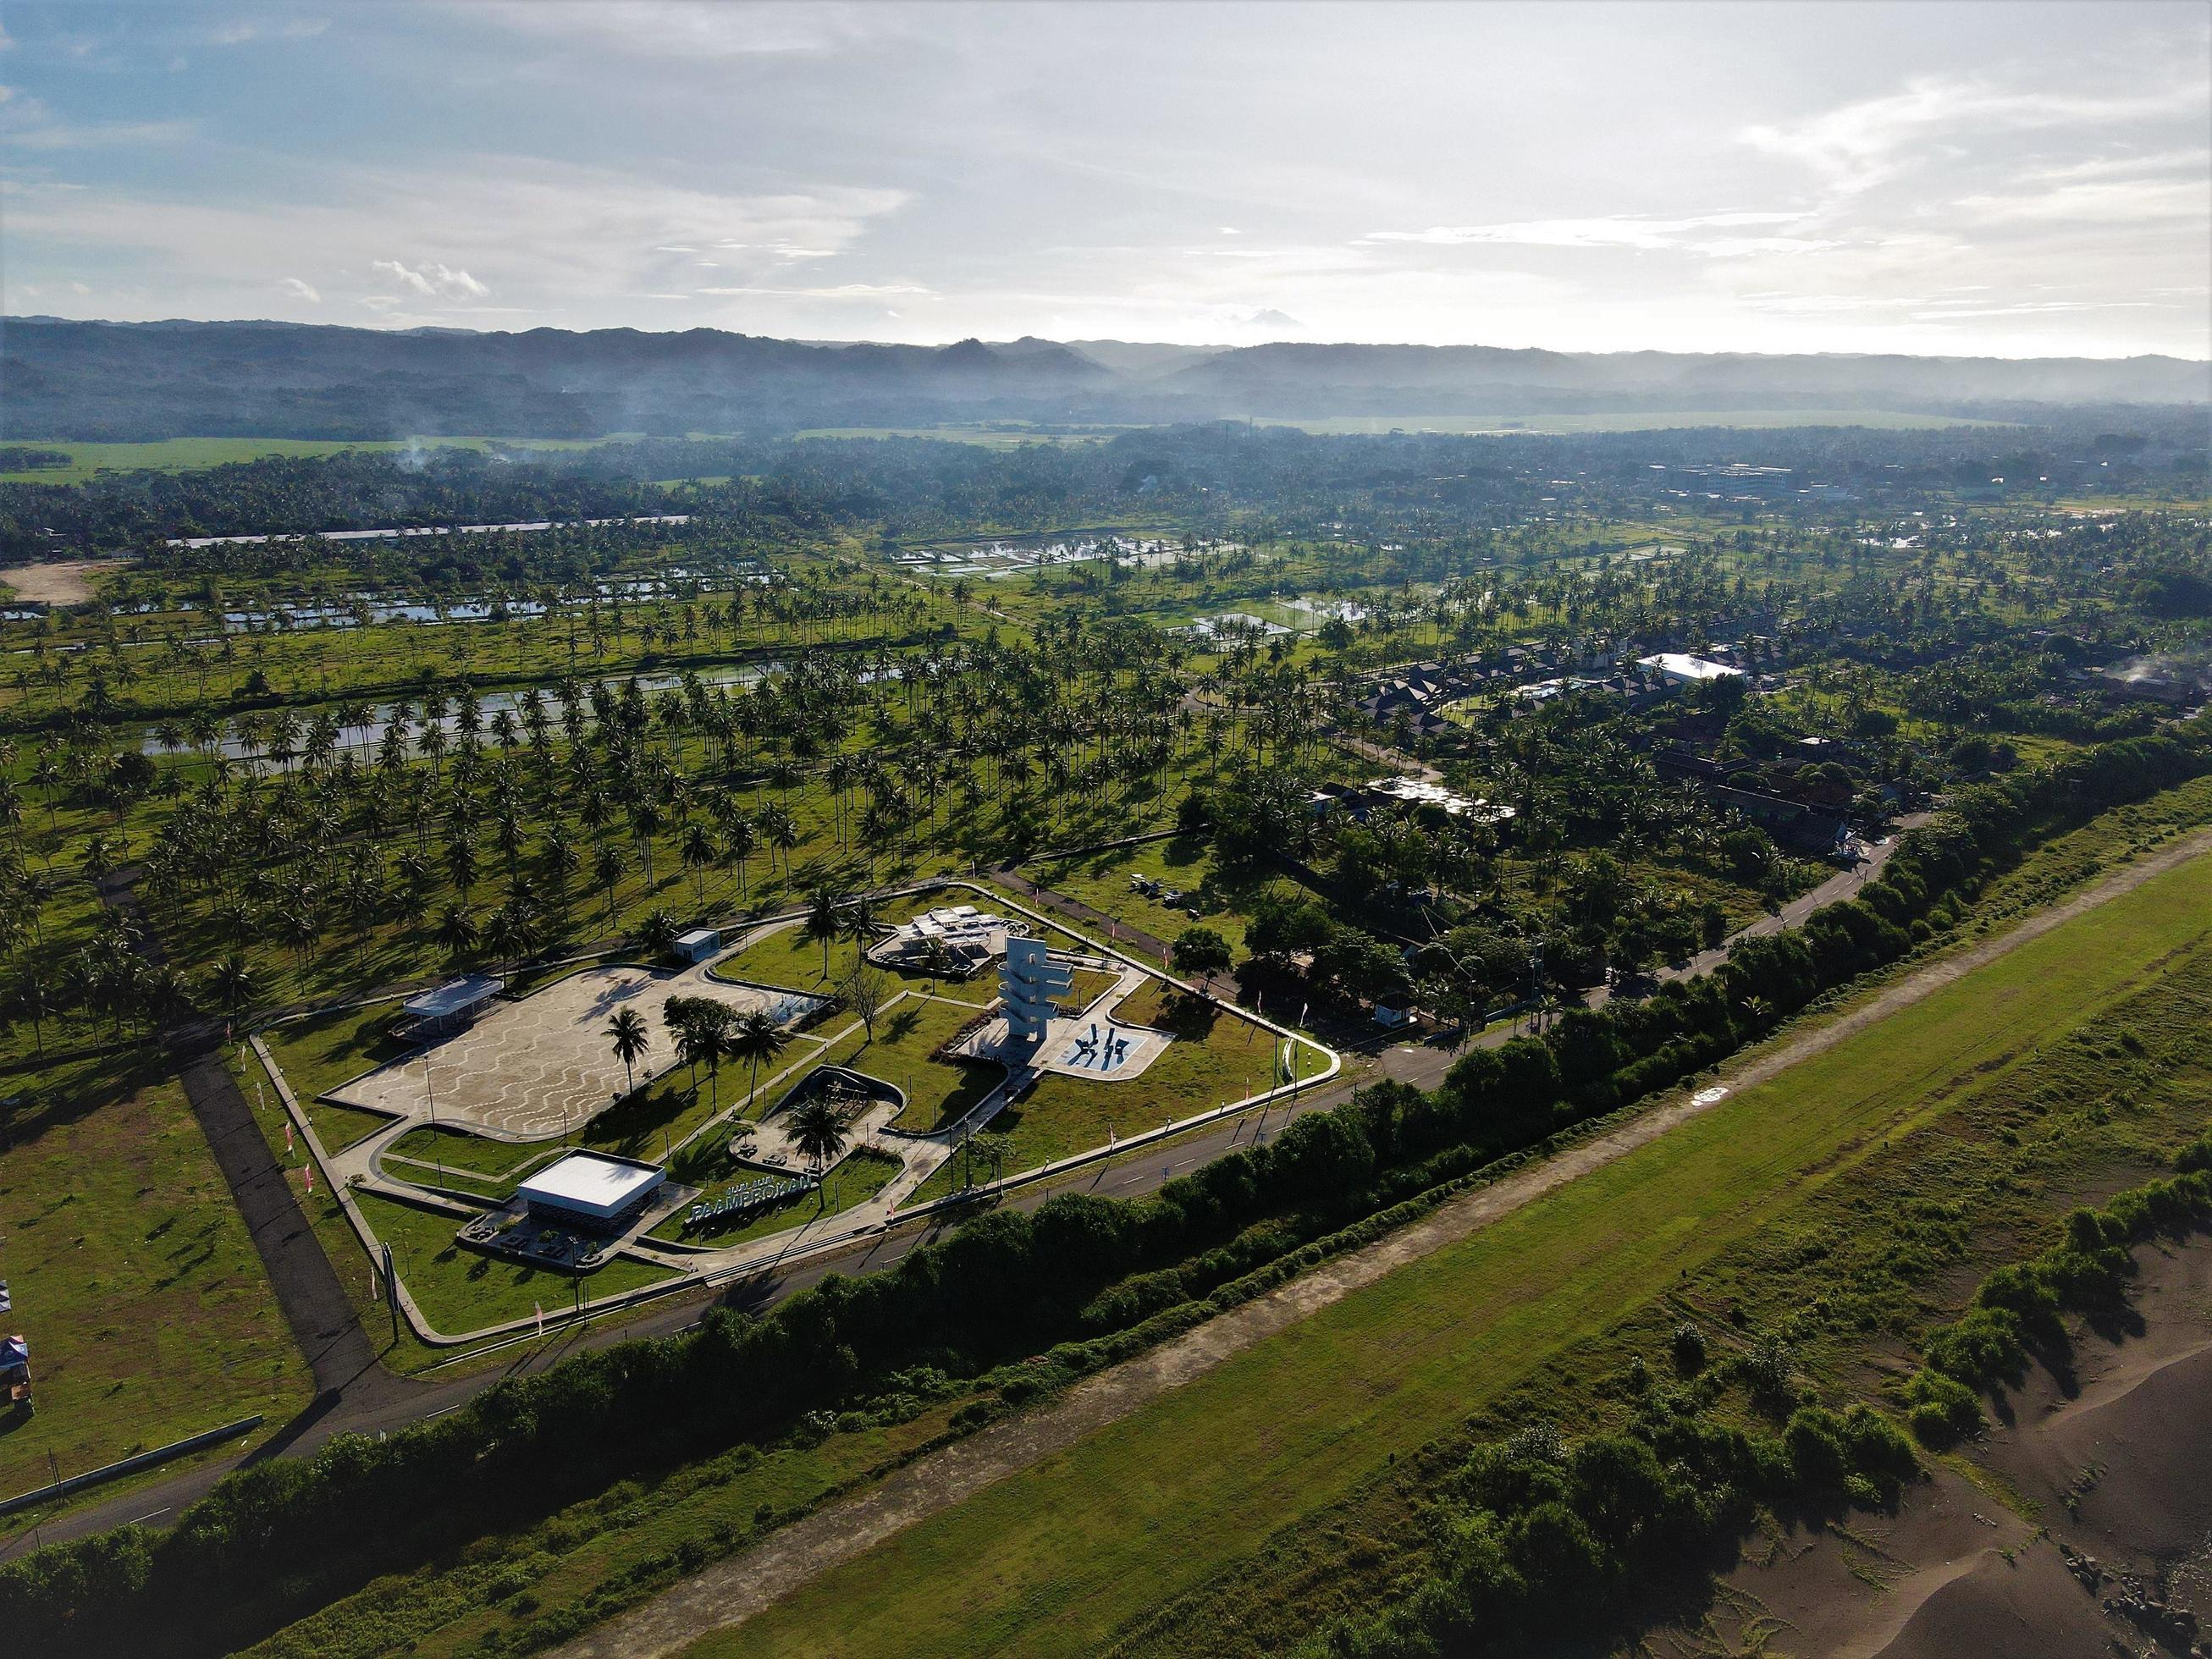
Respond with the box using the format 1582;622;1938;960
761;803;799;877
728;1007;786;1110
207;951;258;1023
788;1095;849;1197
680;819;716;909
593;840;627;928
606;1006;650;1096
637;907;681;959
435;903;479;962
716;807;757;901
803;885;842;979
697;1011;731;1108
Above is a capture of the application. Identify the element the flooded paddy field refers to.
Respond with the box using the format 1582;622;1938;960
892;532;1244;578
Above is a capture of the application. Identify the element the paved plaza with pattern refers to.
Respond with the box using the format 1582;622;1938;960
327;963;818;1140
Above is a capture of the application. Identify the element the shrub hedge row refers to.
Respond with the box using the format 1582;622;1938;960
1907;1128;2212;1445
1299;1395;1921;1657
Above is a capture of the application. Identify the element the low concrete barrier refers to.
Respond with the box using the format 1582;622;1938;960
0;1414;264;1518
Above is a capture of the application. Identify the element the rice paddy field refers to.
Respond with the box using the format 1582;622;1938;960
684;843;2212;1659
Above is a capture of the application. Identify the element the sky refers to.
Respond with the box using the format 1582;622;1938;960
2;0;2208;359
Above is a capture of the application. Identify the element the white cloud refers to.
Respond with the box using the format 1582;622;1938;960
5;159;911;325
211;17;330;47
277;276;321;302
0;85;195;149
694;282;932;299
372;258;489;299
1365;211;1822;257
1740;73;2210;195
461;1;896;60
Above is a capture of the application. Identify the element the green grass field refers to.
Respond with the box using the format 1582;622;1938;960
1249;409;2010;436
356;1192;679;1336
792;427;1112;448
387;1124;547;1178
1028;839;1266;957
0;1055;312;1497
906;991;1320;1204
0;434;637;485
689;846;2212;1658
718;896;990;997
801;995;1001;1133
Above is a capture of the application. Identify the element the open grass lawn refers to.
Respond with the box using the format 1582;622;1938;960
304;1099;395;1151
1055;967;1123;1013
692;846;2212;1659
652;1149;904;1248
907;995;1296;1204
1111;978;1211;1033
261;1002;411;1103
356;1192;680;1337
388;1124;547;1179
1029;837;1274;956
716;894;969;995
0;1055;312;1497
803;995;1002;1133
578;1075;730;1164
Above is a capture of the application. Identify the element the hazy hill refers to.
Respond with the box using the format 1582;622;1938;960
1161;342;2212;411
1;316;2203;441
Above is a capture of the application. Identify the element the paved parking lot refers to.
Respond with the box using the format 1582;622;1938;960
327;963;819;1141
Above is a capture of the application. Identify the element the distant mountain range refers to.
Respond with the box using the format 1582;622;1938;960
3;317;2205;442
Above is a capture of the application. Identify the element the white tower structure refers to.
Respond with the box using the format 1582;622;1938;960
1001;934;1073;1045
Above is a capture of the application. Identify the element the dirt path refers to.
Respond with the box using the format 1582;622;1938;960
551;829;2212;1659
0;558;124;605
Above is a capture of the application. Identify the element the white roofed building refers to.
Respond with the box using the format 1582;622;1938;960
515;1151;665;1232
1639;653;1746;686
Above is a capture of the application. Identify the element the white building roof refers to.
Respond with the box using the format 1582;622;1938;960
1365;776;1516;823
676;928;719;947
1640;653;1744;683
402;973;505;1020
516;1152;663;1221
